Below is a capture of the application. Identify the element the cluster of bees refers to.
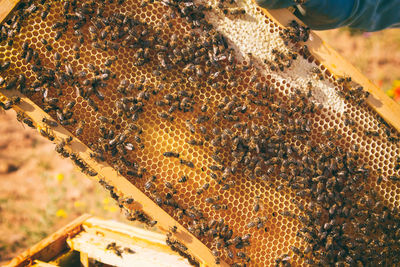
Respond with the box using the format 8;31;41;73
0;95;20;110
166;232;200;266
1;0;400;266
105;241;135;257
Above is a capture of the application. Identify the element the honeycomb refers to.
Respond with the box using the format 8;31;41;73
1;0;400;266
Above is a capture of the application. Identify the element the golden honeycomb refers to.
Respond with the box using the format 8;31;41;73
1;0;400;266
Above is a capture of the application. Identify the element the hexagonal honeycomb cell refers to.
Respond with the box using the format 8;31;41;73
1;0;400;266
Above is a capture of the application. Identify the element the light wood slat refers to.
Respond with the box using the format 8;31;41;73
0;0;20;24
5;214;91;267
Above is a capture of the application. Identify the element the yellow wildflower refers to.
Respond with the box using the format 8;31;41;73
74;201;83;208
104;205;118;212
56;209;67;218
55;173;64;182
102;197;111;205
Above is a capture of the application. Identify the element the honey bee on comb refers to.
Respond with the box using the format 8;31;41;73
1;0;400;266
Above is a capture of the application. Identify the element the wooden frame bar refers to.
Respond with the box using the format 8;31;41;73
0;0;19;24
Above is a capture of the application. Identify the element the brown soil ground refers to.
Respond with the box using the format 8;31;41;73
1;28;399;264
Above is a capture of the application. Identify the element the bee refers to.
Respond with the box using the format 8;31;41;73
296;189;311;197
87;98;98;111
90;150;104;162
187;139;203;146
106;242;123;257
42;118;58;127
180;159;194;168
51;21;67;30
65;63;74;77
237;251;247;259
154;194;163;206
53;52;61;61
365;130;379;137
75;121;85;136
242;233;251;242
212;249;220;257
131;133;141;144
0;96;20;110
253;196;260;212
205;197;217;204
55;139;69;156
147;220;157;227
301;45;311;59
43;97;58;106
165;181;174;191
185;120;195;133
337;76;352;87
125;143;134;151
100;27;110;40
168;103;178;114
209;172;218;180
40;5;50;20
196;115;210;124
54;31;63;41
98;115;114;124
5;76;18;90
196;183;209;195
209;165;221;171
145;176;156;190
225;248;234;259
158;111;174;121
104;58;115;67
60;118;76;126
0;61;10;72
40;128;55;141
178;175;188;183
123;197;134;204
310;67;324;80
24;48;34;63
247;220;256;228
290;245;302;257
155;100;167;107
225;7;246;16
170;225;177;233
16;112;34;128
389;176;400;182
395;157;400;171
199;126;207;135
201;102;208;112
163;151;179;158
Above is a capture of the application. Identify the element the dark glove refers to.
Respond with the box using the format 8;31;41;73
256;0;400;32
294;0;355;30
254;0;295;9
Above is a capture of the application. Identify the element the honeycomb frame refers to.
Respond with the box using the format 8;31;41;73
1;0;400;266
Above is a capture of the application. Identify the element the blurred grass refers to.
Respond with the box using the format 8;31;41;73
0;122;127;263
0;171;126;262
